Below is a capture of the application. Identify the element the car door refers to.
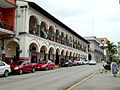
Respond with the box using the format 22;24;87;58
0;62;6;75
25;61;32;71
23;61;30;72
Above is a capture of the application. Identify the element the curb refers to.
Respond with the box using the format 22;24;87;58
55;65;60;68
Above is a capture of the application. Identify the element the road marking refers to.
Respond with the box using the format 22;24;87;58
67;72;96;90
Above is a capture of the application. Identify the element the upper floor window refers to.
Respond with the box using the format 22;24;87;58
29;16;39;36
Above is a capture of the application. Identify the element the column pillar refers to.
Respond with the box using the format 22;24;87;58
53;54;56;64
45;53;48;60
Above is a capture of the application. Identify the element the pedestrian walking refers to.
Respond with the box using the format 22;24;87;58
100;60;107;73
102;60;107;72
111;60;118;77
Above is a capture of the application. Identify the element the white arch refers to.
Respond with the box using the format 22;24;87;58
5;39;20;49
29;39;40;52
69;50;73;56
66;50;69;56
40;20;49;29
61;48;65;56
29;14;40;23
49;45;55;54
56;48;60;55
40;43;49;53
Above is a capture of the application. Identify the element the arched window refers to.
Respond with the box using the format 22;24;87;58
56;29;60;43
70;37;72;47
40;21;48;39
49;26;54;41
61;32;64;44
29;16;39;36
66;34;69;46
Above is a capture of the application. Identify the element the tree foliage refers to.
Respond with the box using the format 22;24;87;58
106;42;117;61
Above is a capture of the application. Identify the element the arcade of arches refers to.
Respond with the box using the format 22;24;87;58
3;40;87;65
29;15;87;53
2;15;88;65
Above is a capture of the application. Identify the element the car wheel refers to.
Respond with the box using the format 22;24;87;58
19;69;23;75
46;67;48;71
31;68;35;73
51;66;54;70
4;70;9;77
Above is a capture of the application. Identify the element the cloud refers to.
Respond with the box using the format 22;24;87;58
27;0;120;44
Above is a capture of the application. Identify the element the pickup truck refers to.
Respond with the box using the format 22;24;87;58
10;60;37;75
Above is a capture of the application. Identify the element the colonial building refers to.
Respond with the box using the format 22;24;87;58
84;36;104;62
1;0;89;65
0;0;16;61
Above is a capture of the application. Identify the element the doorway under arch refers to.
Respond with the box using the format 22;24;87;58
88;54;92;60
56;48;60;65
5;41;20;64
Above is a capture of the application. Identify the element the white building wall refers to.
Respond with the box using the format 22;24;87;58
14;1;88;61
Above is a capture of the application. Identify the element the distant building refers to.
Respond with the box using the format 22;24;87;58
96;38;110;60
84;36;104;62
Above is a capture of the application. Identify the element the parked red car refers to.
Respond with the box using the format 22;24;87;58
72;60;78;66
36;60;55;70
10;60;37;75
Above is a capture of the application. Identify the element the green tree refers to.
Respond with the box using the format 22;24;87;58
106;42;117;61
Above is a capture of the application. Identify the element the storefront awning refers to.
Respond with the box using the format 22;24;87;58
0;28;14;35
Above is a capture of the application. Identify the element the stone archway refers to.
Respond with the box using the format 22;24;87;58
61;32;64;44
56;29;60;43
5;41;20;64
29;43;39;63
48;47;54;61
65;51;69;60
40;21;48;39
29;15;39;36
49;26;54;41
56;48;60;65
40;45;48;61
69;51;72;60
61;49;65;59
88;54;92;60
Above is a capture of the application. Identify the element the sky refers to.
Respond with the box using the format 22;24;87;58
27;0;120;45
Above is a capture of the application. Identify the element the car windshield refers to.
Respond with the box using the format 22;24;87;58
12;61;23;65
39;61;47;64
76;59;80;61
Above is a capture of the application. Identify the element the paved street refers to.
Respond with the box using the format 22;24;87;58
72;70;120;90
0;64;101;90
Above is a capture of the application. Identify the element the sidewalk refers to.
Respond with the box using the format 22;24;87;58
72;71;120;90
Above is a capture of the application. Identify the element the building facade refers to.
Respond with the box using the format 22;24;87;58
0;1;89;65
0;0;16;61
84;36;104;62
96;38;110;60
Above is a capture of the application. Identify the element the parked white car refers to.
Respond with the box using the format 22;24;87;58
76;59;84;65
83;60;89;65
89;60;96;65
0;61;11;77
